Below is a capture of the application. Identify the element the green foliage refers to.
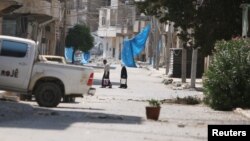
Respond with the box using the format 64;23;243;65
65;24;94;63
175;96;201;105
195;0;243;55
204;39;250;110
137;0;197;44
136;0;248;56
148;99;161;107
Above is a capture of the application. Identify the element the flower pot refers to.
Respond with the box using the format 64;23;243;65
146;106;161;120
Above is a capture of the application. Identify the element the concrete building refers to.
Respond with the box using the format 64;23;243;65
97;0;136;59
0;0;63;55
66;0;107;32
66;0;88;29
0;0;22;34
87;0;108;32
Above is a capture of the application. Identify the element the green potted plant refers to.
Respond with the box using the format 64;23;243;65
146;99;161;120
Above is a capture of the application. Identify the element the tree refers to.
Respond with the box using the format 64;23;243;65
137;0;197;83
137;0;197;44
137;0;249;55
65;24;94;64
204;39;250;110
195;0;244;55
137;0;250;86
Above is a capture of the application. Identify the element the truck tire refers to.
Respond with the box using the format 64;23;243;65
35;82;62;107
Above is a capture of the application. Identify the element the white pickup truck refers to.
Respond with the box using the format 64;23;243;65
0;35;96;107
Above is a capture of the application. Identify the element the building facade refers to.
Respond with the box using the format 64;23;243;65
66;0;88;29
66;0;107;32
0;0;63;55
97;0;136;59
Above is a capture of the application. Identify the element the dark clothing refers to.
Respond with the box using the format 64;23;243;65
101;71;112;88
101;60;112;88
119;66;128;88
121;66;127;78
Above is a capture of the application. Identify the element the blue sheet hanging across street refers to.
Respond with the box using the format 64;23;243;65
121;24;151;67
65;47;90;64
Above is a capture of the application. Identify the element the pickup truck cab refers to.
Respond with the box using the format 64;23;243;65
0;35;95;107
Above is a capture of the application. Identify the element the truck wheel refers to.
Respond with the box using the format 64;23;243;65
35;82;62;107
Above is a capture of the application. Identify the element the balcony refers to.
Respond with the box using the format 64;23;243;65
13;0;61;21
0;0;22;16
97;5;135;37
97;27;117;37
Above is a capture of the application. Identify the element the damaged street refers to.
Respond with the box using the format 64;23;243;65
1;65;250;141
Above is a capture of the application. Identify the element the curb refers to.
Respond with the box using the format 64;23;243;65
234;108;250;119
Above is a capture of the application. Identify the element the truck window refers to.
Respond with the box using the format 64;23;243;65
0;40;28;58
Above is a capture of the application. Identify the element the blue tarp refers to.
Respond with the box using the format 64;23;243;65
65;47;90;64
122;24;150;67
81;51;90;64
65;47;73;62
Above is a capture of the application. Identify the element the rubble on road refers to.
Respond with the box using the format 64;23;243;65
161;77;203;91
0;91;20;102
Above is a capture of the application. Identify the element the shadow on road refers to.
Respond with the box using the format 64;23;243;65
93;79;120;86
56;106;104;111
0;101;142;130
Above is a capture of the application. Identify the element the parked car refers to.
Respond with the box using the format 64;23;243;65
0;35;96;107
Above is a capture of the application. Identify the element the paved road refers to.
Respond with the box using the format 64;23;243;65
93;65;203;100
0;65;249;141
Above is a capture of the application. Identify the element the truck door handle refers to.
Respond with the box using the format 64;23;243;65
19;62;27;66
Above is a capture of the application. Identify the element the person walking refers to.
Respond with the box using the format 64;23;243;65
119;65;128;89
101;59;112;88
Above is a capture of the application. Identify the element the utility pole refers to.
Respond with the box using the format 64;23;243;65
152;16;156;68
165;22;172;75
155;17;160;70
152;16;160;70
76;0;79;24
190;4;201;88
60;0;67;56
148;28;154;65
181;41;187;83
190;47;198;88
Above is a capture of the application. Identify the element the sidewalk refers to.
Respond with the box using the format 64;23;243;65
234;108;250;119
145;67;203;90
144;66;250;120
